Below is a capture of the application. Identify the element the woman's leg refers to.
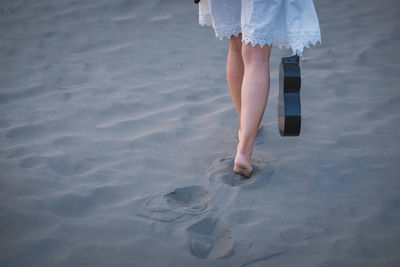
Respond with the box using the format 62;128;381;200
226;33;244;130
226;34;262;141
233;42;271;177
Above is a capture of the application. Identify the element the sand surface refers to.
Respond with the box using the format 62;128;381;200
1;0;400;266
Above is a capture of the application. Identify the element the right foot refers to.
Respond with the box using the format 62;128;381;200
233;153;253;178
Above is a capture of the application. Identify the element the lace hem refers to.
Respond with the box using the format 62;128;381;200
242;31;322;56
198;24;321;56
215;26;243;40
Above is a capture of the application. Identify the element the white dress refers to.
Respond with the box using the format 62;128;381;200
199;0;322;56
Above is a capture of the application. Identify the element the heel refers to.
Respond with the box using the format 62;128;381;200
233;161;253;178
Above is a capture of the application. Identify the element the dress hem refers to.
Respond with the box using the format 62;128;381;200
199;23;322;56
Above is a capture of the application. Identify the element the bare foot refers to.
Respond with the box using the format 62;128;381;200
233;153;253;178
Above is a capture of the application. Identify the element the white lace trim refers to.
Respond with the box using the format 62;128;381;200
199;24;321;56
214;26;243;40
242;31;322;56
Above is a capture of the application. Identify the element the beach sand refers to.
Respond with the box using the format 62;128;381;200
0;0;399;266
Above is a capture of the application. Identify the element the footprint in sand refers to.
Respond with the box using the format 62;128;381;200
207;156;274;187
207;157;253;186
185;216;234;259
135;185;210;223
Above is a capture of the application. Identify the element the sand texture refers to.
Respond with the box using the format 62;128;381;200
0;0;400;266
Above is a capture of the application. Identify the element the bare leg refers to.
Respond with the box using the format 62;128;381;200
233;42;271;177
226;33;244;130
226;34;262;141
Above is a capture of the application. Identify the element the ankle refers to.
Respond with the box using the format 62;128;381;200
236;141;253;158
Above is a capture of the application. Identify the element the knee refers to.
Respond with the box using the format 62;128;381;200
241;42;271;66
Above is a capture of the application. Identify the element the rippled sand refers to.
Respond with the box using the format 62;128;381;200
1;0;399;266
